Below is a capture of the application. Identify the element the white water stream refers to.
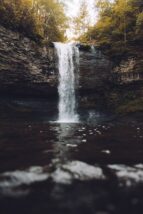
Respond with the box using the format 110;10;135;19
54;43;79;123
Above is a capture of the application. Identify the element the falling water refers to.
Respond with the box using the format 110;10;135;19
91;45;96;54
54;43;79;123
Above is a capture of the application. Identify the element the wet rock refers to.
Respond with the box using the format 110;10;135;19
108;164;143;186
51;161;105;184
0;166;49;196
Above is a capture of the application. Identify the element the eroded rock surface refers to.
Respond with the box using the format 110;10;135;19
113;57;143;83
0;26;57;98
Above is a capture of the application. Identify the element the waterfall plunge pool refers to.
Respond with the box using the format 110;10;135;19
0;110;143;214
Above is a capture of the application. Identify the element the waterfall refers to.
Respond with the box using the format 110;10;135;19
91;45;96;54
54;43;79;123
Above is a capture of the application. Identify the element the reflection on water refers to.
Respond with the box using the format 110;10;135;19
52;123;81;162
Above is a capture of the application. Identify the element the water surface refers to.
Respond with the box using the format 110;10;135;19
0;98;143;213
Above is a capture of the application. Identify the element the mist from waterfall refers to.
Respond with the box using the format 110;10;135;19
54;43;79;123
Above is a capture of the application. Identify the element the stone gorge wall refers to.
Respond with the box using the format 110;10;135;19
78;45;143;113
113;57;143;83
79;45;143;85
77;45;113;111
78;46;112;91
0;26;57;98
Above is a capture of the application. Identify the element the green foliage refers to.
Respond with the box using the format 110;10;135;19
34;0;67;42
0;0;43;41
73;0;90;38
80;0;143;55
0;0;67;42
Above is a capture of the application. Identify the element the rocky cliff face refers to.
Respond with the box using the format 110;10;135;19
0;26;57;98
113;57;143;83
77;45;113;111
79;47;112;90
108;55;143;114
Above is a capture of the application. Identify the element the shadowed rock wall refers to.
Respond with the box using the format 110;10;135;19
113;57;143;83
79;47;112;90
0;26;57;98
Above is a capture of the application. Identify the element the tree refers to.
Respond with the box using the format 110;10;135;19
37;0;67;41
95;0;112;15
73;0;90;39
80;0;143;54
0;0;68;42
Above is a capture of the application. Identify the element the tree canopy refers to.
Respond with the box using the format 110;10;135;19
0;0;67;42
73;0;90;39
79;0;143;56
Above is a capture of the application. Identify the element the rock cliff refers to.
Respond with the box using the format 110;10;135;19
79;46;112;90
113;57;143;83
0;26;57;98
